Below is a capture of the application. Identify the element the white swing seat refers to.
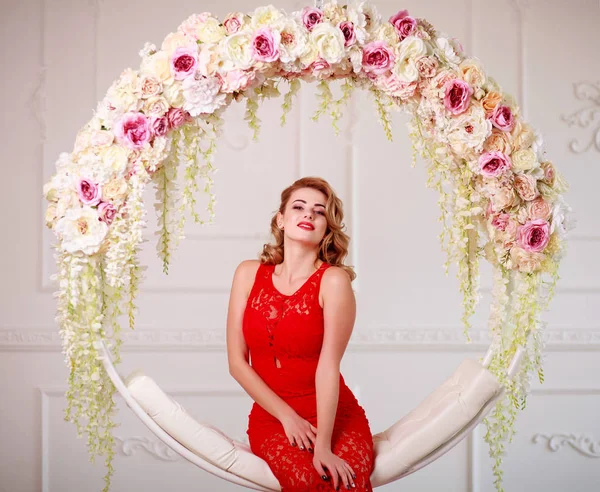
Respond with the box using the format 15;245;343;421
100;340;520;490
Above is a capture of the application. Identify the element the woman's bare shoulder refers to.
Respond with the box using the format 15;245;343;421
235;259;262;296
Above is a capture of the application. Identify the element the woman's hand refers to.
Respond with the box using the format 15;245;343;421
280;410;318;452
313;447;356;491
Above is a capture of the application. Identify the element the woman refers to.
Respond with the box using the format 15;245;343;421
226;176;374;491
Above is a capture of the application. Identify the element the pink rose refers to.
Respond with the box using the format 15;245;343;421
150;116;169;137
491;212;511;231
167;108;190;129
98;201;117;225
220;69;256;93
516;219;550;253
301;7;323;31
389;10;417;41
514;173;539;201
252;28;280;62
171;46;198;80
443;79;473;115
378;73;417;99
223;12;244;34
114;112;153;149
478;151;512;177
77;178;102;206
310;58;334;79
362;41;395;75
339;21;356;46
489;104;515;132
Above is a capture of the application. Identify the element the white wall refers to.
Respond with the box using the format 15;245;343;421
1;0;599;491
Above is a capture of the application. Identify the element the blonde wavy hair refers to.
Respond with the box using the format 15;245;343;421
258;176;356;282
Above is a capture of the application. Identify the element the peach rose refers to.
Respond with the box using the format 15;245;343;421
483;129;513;155
459;59;486;88
514;173;539;201
139;75;162;99
511;120;535;150
540;161;556;187
509;246;545;273
527;197;552;221
490;183;518;211
482;91;502;115
415;56;438;78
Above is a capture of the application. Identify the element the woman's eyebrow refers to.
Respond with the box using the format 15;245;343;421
292;199;325;207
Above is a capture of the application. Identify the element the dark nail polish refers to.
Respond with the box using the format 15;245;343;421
352;474;356;479
291;442;296;446
308;447;313;453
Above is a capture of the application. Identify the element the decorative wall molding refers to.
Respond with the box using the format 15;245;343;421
4;326;600;351
115;436;180;461
561;81;600;154
532;433;600;458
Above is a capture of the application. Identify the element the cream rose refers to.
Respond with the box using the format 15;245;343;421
140;51;174;85
251;5;284;28
511;148;539;172
222;31;254;70
102;178;128;202
161;32;193;56
143;95;170;117
100;145;129;177
310;23;346;64
197;17;226;44
395;36;427;82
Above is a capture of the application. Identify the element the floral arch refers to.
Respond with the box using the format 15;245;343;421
43;1;574;491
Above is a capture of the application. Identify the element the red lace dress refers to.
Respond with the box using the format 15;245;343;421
243;261;374;491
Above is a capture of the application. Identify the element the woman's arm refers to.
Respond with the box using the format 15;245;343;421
226;260;293;423
315;266;357;451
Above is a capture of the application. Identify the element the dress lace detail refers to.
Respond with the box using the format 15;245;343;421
243;262;374;490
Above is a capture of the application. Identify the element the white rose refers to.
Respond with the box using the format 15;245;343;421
106;68;141;113
436;37;461;65
55;206;109;255
349;45;363;73
446;104;492;154
197;17;226;44
309;23;346;64
512;148;539;172
222;31;254;70
182;75;227;116
395;36;427;82
276;19;310;63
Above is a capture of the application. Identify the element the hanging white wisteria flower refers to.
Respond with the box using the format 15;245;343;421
43;2;575;491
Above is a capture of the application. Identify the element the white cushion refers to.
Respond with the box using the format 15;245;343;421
124;358;500;490
124;371;280;490
370;358;501;486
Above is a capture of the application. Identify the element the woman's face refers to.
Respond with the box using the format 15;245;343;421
278;187;328;246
